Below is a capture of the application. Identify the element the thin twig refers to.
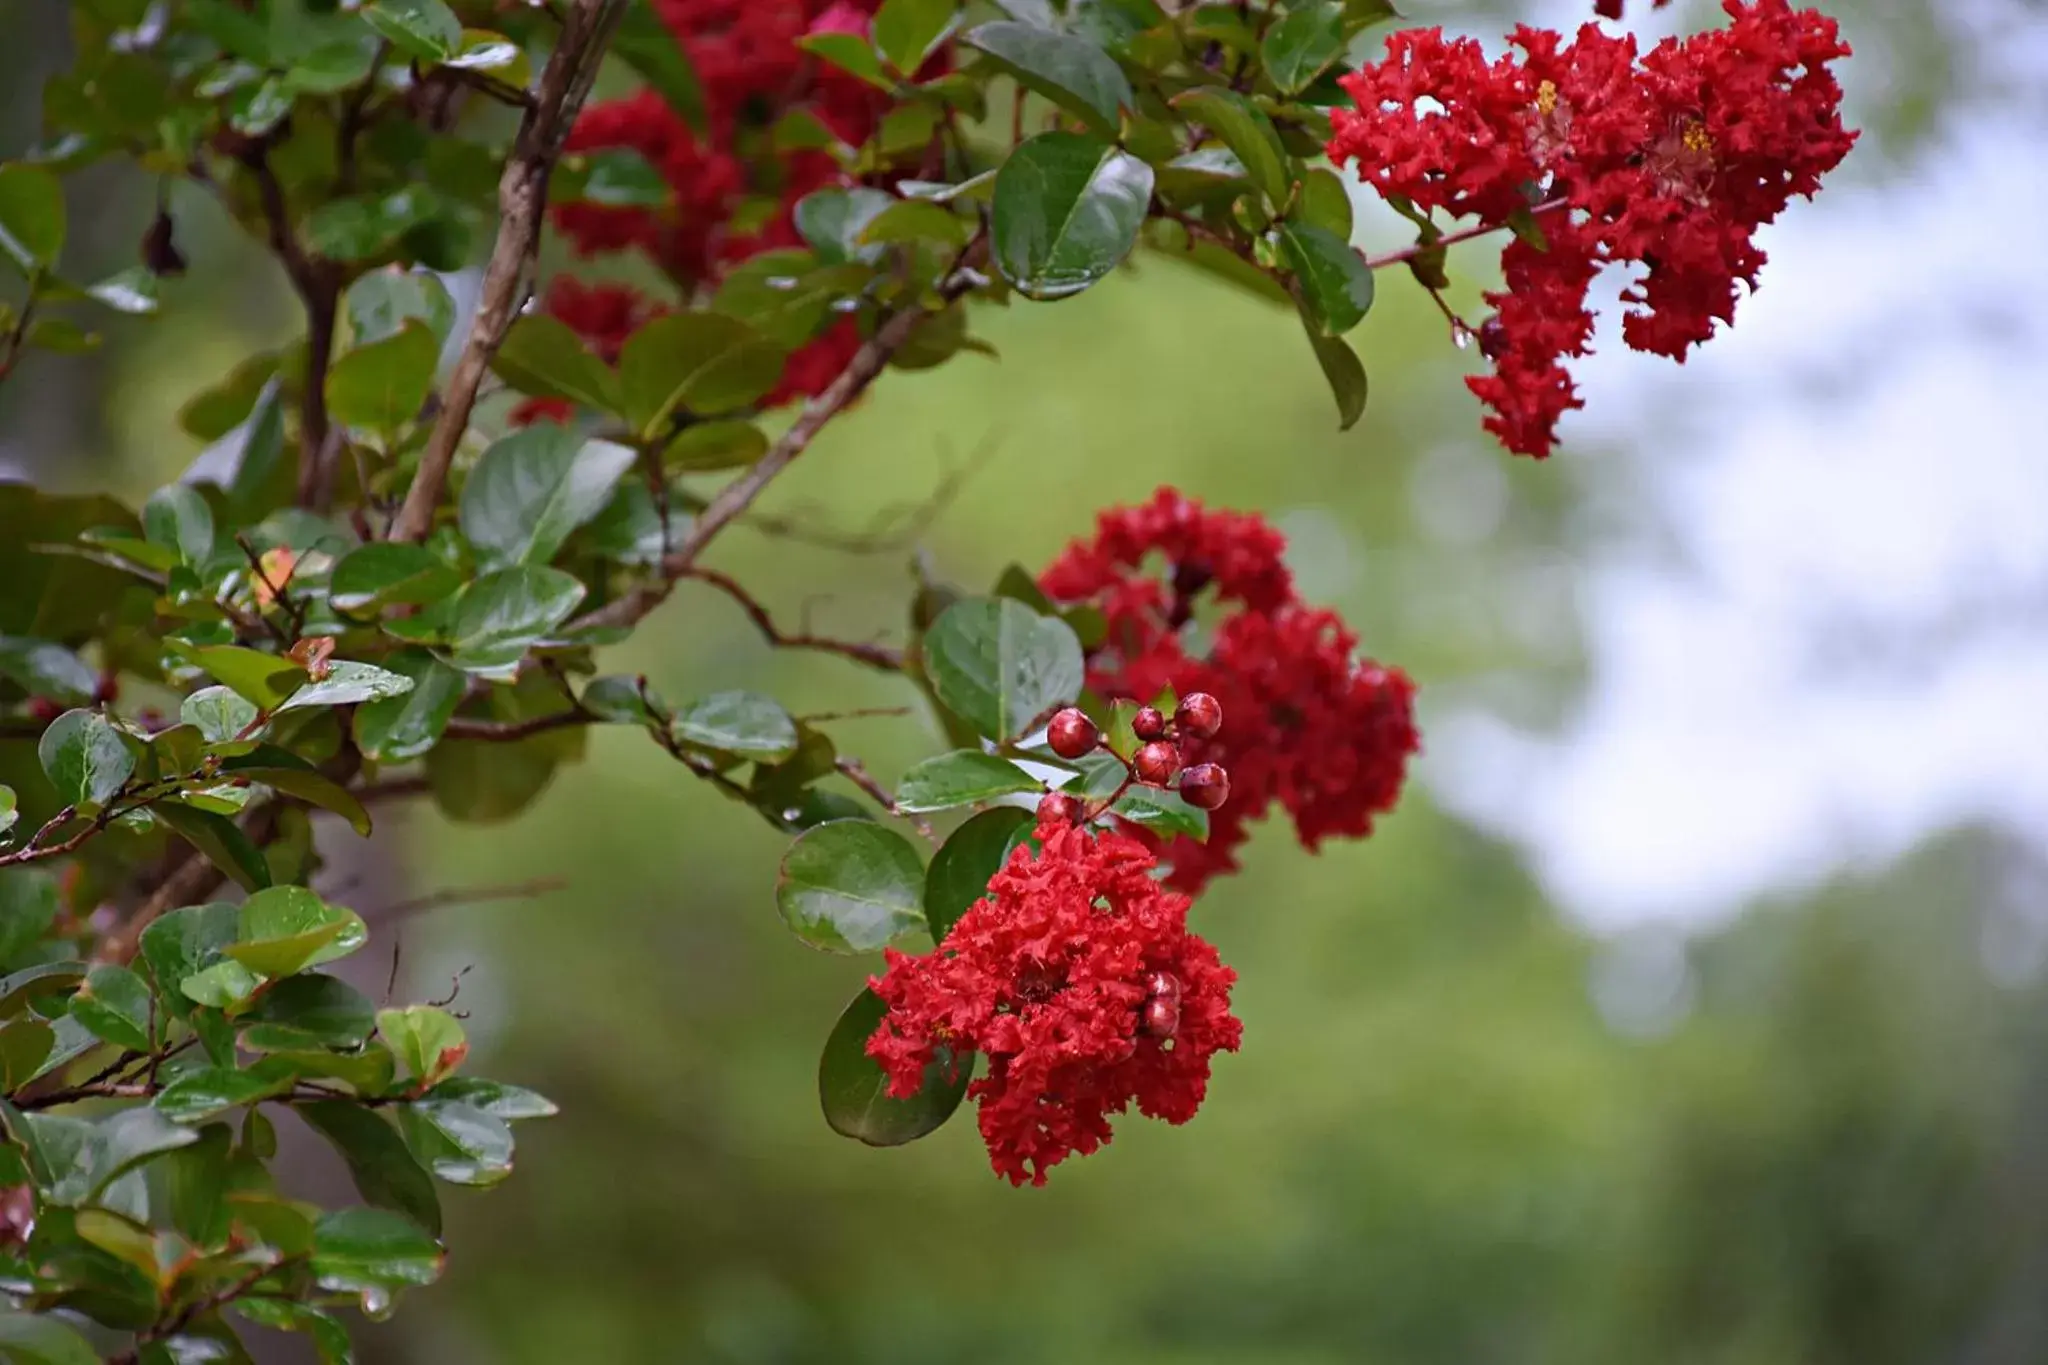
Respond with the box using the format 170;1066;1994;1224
681;568;902;670
442;709;593;742
372;876;566;926
387;0;629;542
835;757;937;843
737;430;998;555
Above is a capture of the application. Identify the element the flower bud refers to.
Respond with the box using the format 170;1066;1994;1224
1174;692;1222;739
1179;763;1230;811
1132;706;1167;741
1141;996;1180;1038
1046;707;1100;760
1036;791;1082;826
1132;741;1179;787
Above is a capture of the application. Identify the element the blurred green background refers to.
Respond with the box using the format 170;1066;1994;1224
9;1;2048;1360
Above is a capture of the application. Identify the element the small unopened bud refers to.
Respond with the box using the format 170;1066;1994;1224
1132;706;1167;741
1047;707;1100;760
1141;996;1180;1039
1036;791;1082;826
1133;741;1179;787
1179;763;1230;811
1174;692;1222;740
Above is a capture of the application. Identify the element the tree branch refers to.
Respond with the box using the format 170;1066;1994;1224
568;250;988;635
370;876;566;926
386;0;629;542
680;567;902;670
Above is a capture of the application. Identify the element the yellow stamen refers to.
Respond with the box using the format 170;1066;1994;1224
1535;80;1559;116
1681;121;1714;156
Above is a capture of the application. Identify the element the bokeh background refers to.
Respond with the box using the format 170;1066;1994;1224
8;0;2048;1360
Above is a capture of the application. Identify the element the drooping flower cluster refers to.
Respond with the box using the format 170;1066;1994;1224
1328;0;1856;456
527;0;932;420
868;812;1241;1186
1040;489;1418;894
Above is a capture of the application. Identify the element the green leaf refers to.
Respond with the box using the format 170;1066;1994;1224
154;803;272;893
167;643;306;710
180;686;258;744
224;886;368;979
153;1062;296;1124
352;650;464;763
279;660;416;713
83;266;159;315
874;0;956;73
921;597;1085;740
556;147;668;207
139;903;238;1021
241;973;376;1052
795;31;892;90
68;964;153;1053
819;987;969;1145
329;543;462;616
896;750;1040;813
1110;782;1210;841
0;788;14;840
962;21;1133;136
0;1310;99;1365
1261;0;1346;93
445;566;586;676
792;187;893;265
1302;316;1369;430
0;636;97;705
218;747;373;835
428;1077;558;1121
179;959;264;1012
0;871;55;967
377;1005;468;1088
460;427;637;569
85;1106;200;1200
26;318;99;355
361;0;461;62
776;819;926;953
991;132;1153;302
1299;166;1353;238
449;28;531;88
669;691;799;762
299;1104;442;1235
345;267;455;346
580;675;662;726
0;962;83;1020
0;163;65;272
0;1019;53;1091
710;253;872;348
663;419;768;472
325;319;438;435
857;198;971;248
1277;218;1374;334
617;312;785;436
924;805;1031;940
142;483;215;565
1170;88;1291;209
490;313;620;414
37;708;133;807
397;1097;514;1186
309;1206;444;1292
425;738;557;824
610;0;706;133
1340;0;1400;36
230;1300;352;1363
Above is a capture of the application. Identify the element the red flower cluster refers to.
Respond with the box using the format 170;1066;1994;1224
532;0;930;418
1040;489;1418;894
868;813;1241;1186
1328;0;1855;456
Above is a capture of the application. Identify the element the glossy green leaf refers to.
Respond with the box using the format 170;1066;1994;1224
139;903;238;1021
795;31;892;90
153;1061;296;1124
279;661;415;713
142;483;215;565
1278;218;1374;333
377;1005;468;1088
361;0;461;62
1300;166;1354;238
83;1106;200;1200
618;312;785;435
874;0;956;73
711;252;872;348
179;958;264;1012
0;788;14;839
0;1019;53;1091
425;738;557;824
1262;0;1346;93
490;313;621;413
352;650;464;763
1303;316;1369;430
329;543;463;616
428;1077;558;1121
67;964;153;1053
857;198;971;248
0;163;65;272
663;419;768;472
924;805;1032;940
167;643;306;710
229;1300;352;1363
345;267;455;346
1171;88;1291;209
0;871;55;967
460;427;637;569
299;1104;442;1235
580;675;663;726
1110;782;1211;841
225;886;368;978
445;565;586;676
922;597;1085;741
325;319;437;435
241;973;376;1052
38;708;132;807
0;1310;99;1365
792;187;893;265
0;962;83;1020
962;21;1133;135
0;636;96;705
669;691;799;762
557;147;668;207
896;750;1040;813
398;1097;515;1186
991;132;1153;302
218;747;374;836
309;1206;444;1292
154;802;272;892
776;819;926;953
449;27;530;86
180;687;258;744
819;987;969;1145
